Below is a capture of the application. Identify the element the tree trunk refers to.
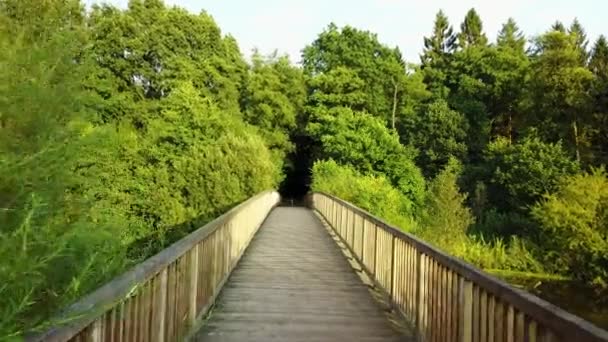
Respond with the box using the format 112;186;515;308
573;119;581;162
391;81;398;130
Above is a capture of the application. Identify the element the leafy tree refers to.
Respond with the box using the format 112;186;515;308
242;52;306;161
420;10;456;98
0;11;130;336
400;100;468;177
307;107;425;211
527;30;595;161
457;8;488;49
590;36;608;164
483;136;580;212
0;0;85;39
306;66;367;114
303;24;407;124
446;44;529;156
87;1;247;123
311;160;417;230
531;169;608;289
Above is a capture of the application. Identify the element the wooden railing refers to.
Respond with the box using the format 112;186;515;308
311;192;608;342
30;191;280;342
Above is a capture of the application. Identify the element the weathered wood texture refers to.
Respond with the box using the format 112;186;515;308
312;192;608;342
195;207;405;342
30;191;280;342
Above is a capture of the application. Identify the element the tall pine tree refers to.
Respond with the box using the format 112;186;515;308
497;18;526;52
457;8;488;49
420;10;456;98
551;21;566;32
590;36;608;163
569;18;589;64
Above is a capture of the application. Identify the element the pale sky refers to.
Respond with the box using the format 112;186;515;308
85;0;607;64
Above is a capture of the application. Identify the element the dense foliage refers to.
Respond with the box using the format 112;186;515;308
0;0;287;337
2;0;608;336
306;7;608;301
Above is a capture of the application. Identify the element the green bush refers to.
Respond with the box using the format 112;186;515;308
415;160;545;274
311;160;418;231
483;135;580;212
531;169;608;288
417;159;473;243
307;107;426;210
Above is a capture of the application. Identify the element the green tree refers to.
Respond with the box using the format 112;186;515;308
457;8;488;49
311;160;417;230
400;100;468;177
87;1;247;123
307;107;425;211
446;44;529;157
531;169;608;289
420;10;456;98
590;36;608;164
303;24;407;124
483;136;580;212
568;18;589;64
242;52;306;162
551;21;566;32
418;159;474;250
497;18;526;53
527;30;595;161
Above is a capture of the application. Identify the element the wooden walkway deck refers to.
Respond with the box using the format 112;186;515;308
194;207;406;342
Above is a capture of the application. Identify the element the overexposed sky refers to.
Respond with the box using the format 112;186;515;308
85;0;607;64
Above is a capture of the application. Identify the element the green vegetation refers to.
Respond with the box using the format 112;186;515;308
307;7;608;307
2;0;608;336
0;0;288;337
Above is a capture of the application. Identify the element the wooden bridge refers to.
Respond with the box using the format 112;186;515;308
30;192;608;342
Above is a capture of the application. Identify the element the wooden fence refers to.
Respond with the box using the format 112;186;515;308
312;192;608;342
30;191;280;342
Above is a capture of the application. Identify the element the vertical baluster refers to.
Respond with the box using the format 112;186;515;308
488;295;495;342
506;305;515;342
459;278;473;342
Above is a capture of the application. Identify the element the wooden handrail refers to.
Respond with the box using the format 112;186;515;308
29;190;280;342
311;192;608;342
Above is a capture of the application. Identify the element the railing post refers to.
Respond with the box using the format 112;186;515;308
154;269;168;342
390;235;396;300
373;226;378;277
459;278;473;342
188;244;199;326
361;220;366;266
417;253;425;341
350;210;355;247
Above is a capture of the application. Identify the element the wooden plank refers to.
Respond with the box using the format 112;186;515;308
390;235;396;299
473;285;480;342
189;245;199;326
516;311;525;342
480;290;488;342
459;278;473;342
488;295;495;342
528;320;538;342
496;300;505;342
194;207;402;342
416;253;426;340
452;274;459;342
507;305;515;342
446;270;453;341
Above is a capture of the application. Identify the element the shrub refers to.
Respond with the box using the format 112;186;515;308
483;135;580;212
311;160;418;230
531;169;608;289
